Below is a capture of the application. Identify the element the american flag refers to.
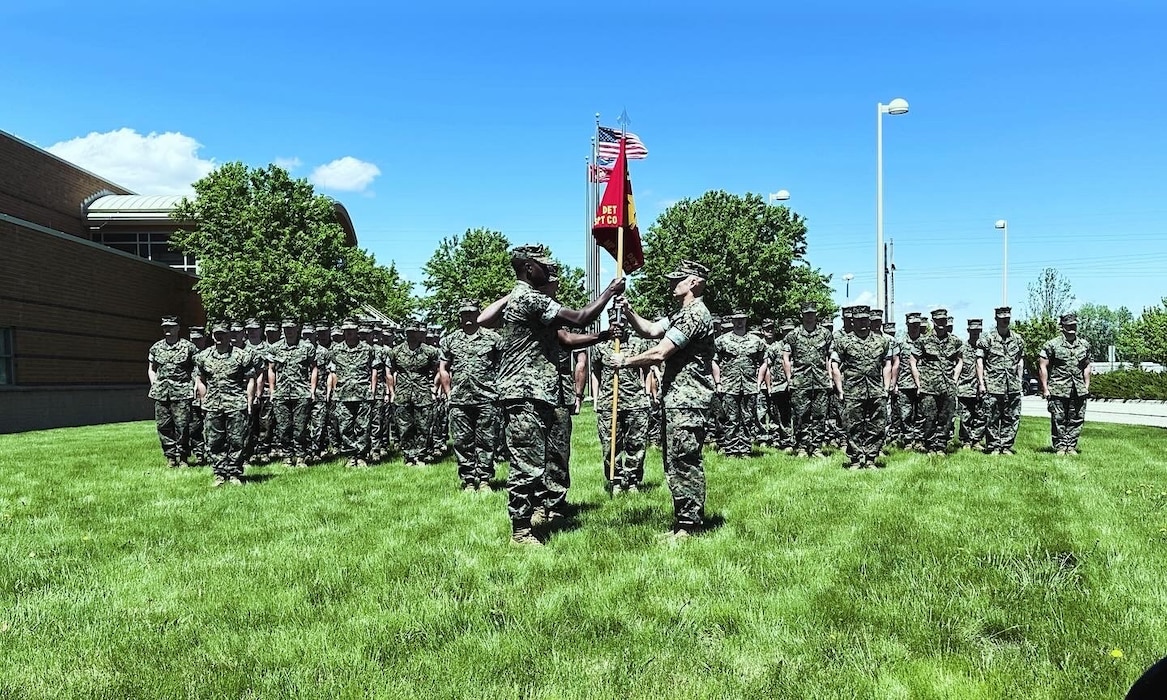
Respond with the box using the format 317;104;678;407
589;156;615;183
597;126;648;160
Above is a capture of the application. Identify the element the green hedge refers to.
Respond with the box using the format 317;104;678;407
1090;368;1167;400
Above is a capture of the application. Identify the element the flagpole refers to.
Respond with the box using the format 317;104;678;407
609;223;624;483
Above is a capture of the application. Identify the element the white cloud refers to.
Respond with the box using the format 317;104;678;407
46;128;214;195
309;156;381;192
850;290;876;307
274;156;302;171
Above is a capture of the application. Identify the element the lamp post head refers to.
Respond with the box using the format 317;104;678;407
884;97;910;115
995;219;1007;230
843;273;854;282
769;190;790;202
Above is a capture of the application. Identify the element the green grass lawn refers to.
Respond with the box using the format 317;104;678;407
1;412;1165;699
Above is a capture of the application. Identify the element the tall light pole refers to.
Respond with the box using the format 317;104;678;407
877;97;909;323
843;273;854;300
995;219;1008;305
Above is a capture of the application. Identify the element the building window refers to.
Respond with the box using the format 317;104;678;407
0;328;13;385
95;231;198;273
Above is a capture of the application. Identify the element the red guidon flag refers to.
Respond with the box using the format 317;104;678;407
591;136;644;274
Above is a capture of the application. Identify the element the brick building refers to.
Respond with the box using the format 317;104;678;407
0;130;357;433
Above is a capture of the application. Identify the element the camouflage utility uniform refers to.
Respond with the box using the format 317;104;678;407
329;339;381;463
388;341;440;464
785;325;833;454
441;327;503;489
148;337;199;465
833;330;891;467
594;336;650;490
1041;335;1090;453
913;331;963;454
714;331;766;456
269;337;317;464
978;328;1025;453
195;345;254;480
956;338;986;449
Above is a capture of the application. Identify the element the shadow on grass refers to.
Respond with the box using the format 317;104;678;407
242;473;279;484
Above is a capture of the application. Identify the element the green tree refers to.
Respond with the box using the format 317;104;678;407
171;162;400;322
1077;303;1134;361
1025;268;1075;320
1116;298;1167;366
343;248;417;323
627;191;835;321
420;228;589;329
420;228;514;327
1012;315;1059;375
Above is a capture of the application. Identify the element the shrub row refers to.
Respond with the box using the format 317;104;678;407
1090;368;1167;401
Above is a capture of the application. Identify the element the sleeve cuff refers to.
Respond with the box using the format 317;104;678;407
664;327;689;348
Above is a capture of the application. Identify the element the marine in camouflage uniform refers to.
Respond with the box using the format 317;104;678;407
713;313;767;457
386;322;439;466
880;321;901;449
593;310;650;493
328;318;382;467
440;302;502;492
976;306;1025;455
254;320;280;461
784;303;833;457
1040;312;1091;455
187;326;209;464
494;244;623;545
955;319;986;450
148;316;199;467
613;260;715;538
268;319;318;466
831;307;893;468
911;308;964;455
327;325;345;454
706;318;731;446
763;321;796;451
425;326;450;461
307;323;332;459
194;322;255;486
895;314;926;449
826;308;855;447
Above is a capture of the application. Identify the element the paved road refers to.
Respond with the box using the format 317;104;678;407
1021;396;1167;428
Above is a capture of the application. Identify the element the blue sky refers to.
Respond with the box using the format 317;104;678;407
3;0;1166;328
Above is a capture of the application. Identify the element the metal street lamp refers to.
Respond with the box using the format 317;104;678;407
843;273;854;299
995;219;1008;305
768;190;791;203
877;97;909;323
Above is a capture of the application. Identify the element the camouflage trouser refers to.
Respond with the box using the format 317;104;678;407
309;398;330;456
450;402;497;486
205;408;247;479
826;391;845;443
395;402;435;463
596;407;649;487
336;400;372;459
154;399;192;461
647;402;662;446
956;395;987;448
843;394;887;464
257;396;276;456
190;404;206;461
791;387;828;452
429;400;449;458
896;388;924;446
538;406;573;517
1049;394;1087;451
369;395;385;453
753;394;767;441
502;399;556;524
983;393;1021;451
719;393;755;456
662;407;708;528
767;390;794;449
919;392;956;453
493;406;510;465
328;400;342;453
273;398;312;460
707;393;722;446
378;400;394;453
